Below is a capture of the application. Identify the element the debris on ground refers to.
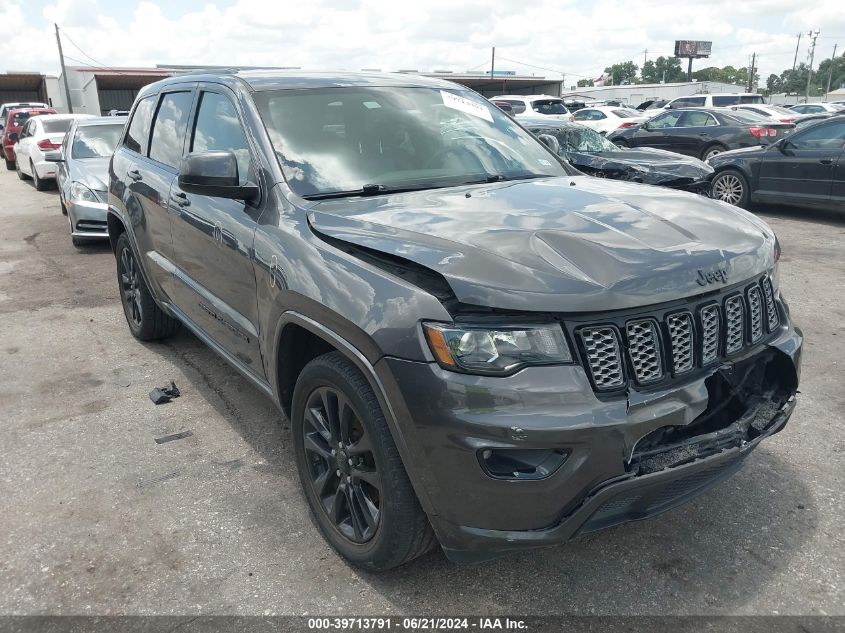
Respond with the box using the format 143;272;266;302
154;430;193;444
149;381;181;405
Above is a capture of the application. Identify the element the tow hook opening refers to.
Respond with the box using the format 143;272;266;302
630;348;797;475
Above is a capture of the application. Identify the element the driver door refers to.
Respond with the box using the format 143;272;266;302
757;119;845;207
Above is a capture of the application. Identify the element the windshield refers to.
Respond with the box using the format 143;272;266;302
254;87;570;197
767;105;798;116
42;118;74;134
71;124;124;158
529;124;618;154
531;99;568;115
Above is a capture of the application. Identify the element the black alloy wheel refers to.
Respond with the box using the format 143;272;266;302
119;244;143;330
302;385;382;543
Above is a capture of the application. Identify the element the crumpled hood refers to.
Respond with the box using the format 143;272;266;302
309;176;776;312
71;157;109;192
569;148;713;185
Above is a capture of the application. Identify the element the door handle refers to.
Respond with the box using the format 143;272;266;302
127;168;142;181
819;158;833;165
170;191;190;207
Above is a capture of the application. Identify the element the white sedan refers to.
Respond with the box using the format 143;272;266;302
789;102;845;115
572;106;649;135
729;103;815;123
13;114;93;190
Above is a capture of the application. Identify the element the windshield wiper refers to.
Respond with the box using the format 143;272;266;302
459;173;555;186
303;184;405;200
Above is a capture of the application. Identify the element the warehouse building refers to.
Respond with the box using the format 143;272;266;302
564;81;751;107
55;66;174;115
0;72;59;107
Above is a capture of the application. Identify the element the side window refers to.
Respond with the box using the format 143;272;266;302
573;110;591;120
679;111;717;127
593;111;607;120
149;91;194;169
649;111;683;129
501;100;526;115
789;121;845;150
190;91;252;185
124;96;156;154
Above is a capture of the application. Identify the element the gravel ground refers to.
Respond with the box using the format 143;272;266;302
0;168;843;616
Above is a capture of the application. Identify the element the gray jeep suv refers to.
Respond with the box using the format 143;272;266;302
107;71;802;570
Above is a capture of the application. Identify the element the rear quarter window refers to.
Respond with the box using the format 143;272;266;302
124;96;157;154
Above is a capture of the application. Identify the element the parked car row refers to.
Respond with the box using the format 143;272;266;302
1;101;126;246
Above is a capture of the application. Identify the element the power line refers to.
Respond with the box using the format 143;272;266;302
58;27;134;76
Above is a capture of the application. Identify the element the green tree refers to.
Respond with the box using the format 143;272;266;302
603;61;639;85
641;56;684;83
766;73;783;94
577;78;594;87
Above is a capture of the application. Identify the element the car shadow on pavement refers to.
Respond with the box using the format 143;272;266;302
140;330;816;615
755;204;845;227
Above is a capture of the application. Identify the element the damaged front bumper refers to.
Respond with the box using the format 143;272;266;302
376;318;801;563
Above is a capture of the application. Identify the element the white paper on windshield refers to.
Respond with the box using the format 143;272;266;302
441;91;493;122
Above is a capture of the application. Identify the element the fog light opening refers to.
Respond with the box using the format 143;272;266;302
478;448;569;480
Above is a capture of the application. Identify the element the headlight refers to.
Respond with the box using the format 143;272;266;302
423;323;573;375
69;181;98;203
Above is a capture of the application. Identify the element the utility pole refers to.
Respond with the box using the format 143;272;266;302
805;30;820;102
747;52;756;93
825;44;838;100
54;24;73;113
643;49;648;67
791;32;802;73
490;46;495;80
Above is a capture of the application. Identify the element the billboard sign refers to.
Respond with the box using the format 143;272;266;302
674;40;712;58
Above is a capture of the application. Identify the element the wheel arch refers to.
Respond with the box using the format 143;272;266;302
272;311;436;515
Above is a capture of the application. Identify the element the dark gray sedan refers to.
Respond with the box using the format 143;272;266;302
52;116;126;247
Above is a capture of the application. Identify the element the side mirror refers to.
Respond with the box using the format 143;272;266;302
537;134;560;154
178;151;258;200
778;139;794;154
640;121;651;131
8;132;18;143
45;151;64;163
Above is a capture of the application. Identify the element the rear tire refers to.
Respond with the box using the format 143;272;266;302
292;352;436;571
115;233;180;341
4;158;14;171
613;139;629;148
702;143;727;161
32;162;48;191
711;169;750;208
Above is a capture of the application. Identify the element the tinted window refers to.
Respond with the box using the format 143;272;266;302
191;91;251;185
672;96;706;107
72;124;124;159
532;99;568;115
500;100;526;114
613;109;636;118
42;119;74;134
713;96;741;107
149;91;193;169
648;111;683;128
679;111;716;127
573;110;591;120
125;96;156;153
739;95;764;104
789;121;845;150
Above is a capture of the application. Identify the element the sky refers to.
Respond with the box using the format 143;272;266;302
0;0;843;87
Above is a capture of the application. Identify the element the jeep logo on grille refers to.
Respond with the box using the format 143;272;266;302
696;266;729;286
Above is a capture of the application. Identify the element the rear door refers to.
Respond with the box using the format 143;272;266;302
632;110;684;150
757;119;845;207
168;85;266;377
674;110;719;157
15;118;36;169
114;86;196;300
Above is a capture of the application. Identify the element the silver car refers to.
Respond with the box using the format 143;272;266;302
51;116;126;247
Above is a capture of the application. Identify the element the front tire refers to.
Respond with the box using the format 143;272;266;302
613;139;629;148
711;169;750;208
115;233;180;340
292;352;435;570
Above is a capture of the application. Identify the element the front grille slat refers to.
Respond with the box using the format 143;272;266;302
724;295;745;354
626;319;663;383
666;312;694;374
700;304;721;365
746;285;764;343
581;327;624;389
577;276;779;392
761;276;779;332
